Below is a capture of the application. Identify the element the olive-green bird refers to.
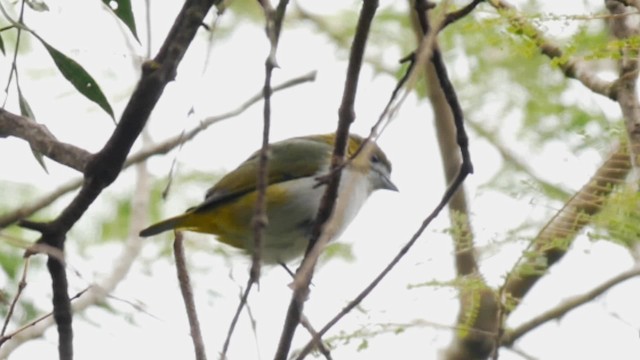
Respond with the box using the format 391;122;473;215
139;133;397;264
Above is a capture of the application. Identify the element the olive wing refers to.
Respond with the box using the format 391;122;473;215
193;136;333;213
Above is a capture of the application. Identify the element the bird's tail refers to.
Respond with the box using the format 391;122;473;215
139;214;189;237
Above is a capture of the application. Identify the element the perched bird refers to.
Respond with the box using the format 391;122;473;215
139;133;397;264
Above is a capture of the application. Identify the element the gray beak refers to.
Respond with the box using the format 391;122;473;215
380;174;399;192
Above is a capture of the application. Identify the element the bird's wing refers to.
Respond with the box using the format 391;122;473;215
192;135;333;212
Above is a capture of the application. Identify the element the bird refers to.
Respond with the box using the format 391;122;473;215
139;133;397;264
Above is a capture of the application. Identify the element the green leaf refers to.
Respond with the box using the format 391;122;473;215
100;194;132;240
18;88;48;173
37;38;115;120
103;0;139;41
26;0;49;12
0;250;22;279
18;88;35;120
356;339;369;352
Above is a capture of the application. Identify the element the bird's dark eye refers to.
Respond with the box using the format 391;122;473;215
371;154;380;163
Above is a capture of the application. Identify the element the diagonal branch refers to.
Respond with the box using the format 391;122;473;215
502;265;640;346
295;1;479;358
502;144;631;312
274;1;379;359
501;1;638;316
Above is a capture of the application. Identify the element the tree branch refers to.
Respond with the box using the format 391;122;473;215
412;0;478;277
16;1;215;358
295;1;481;357
0;158;150;357
490;0;615;100
221;0;291;356
606;0;640;169
46;255;72;359
502;265;640;346
441;0;485;29
0;179;82;229
173;232;207;360
413;2;498;359
502;144;631;312
0;109;91;172
274;1;379;359
294;128;472;360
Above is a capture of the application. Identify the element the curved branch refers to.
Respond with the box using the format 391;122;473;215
411;0;478;277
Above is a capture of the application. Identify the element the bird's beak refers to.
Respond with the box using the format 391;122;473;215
381;174;399;192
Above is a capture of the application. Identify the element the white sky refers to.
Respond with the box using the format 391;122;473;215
2;0;640;359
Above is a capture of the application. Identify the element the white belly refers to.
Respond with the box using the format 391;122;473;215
250;168;372;264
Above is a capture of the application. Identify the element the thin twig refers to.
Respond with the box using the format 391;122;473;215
500;144;631;320
295;164;470;360
173;232;207;360
502;265;640;346
366;53;416;142
490;0;615;99
273;2;379;359
412;0;480;282
1;0;25;106
441;0;485;29
220;0;291;357
314;55;416;192
415;0;473;175
299;315;332;360
295;2;477;358
221;277;254;358
0;147;150;357
0;257;30;336
0;287;88;349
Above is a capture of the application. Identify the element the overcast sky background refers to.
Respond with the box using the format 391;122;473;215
1;1;639;359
